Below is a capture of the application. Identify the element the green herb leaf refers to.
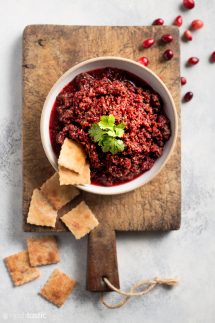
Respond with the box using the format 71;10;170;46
107;130;116;137
99;115;115;130
115;128;124;138
116;123;125;129
88;124;105;142
109;139;125;154
88;115;126;154
115;123;125;137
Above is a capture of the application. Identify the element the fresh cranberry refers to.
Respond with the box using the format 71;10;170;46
211;51;215;62
161;34;173;43
181;77;187;85
188;57;199;65
184;91;193;102
183;0;195;9
138;56;149;66
153;18;164;25
143;38;155;48
163;49;174;61
191;19;204;30
183;30;193;41
174;15;183;27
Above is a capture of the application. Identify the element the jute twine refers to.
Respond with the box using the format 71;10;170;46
100;277;178;309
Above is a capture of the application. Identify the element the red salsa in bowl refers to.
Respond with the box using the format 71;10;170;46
49;67;171;186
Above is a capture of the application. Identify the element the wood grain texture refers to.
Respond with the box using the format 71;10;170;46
87;225;119;292
23;25;181;291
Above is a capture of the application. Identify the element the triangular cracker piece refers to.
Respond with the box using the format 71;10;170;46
59;164;90;185
41;172;80;210
27;189;57;228
60;201;99;239
58;138;86;174
4;251;40;286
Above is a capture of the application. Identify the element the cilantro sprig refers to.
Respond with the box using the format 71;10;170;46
88;115;125;154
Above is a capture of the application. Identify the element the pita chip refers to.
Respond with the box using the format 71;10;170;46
39;269;76;307
27;189;57;228
58;138;86;174
41;172;80;210
59;164;90;186
60;201;99;239
4;251;40;286
27;236;60;267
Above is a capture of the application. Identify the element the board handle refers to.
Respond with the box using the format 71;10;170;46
86;225;120;292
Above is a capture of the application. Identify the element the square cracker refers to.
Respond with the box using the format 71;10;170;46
27;236;60;267
58;138;86;174
60;201;99;239
59;164;90;185
27;189;58;228
39;268;76;307
4;251;40;286
41;172;80;210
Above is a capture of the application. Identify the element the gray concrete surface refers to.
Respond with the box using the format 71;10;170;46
0;0;215;322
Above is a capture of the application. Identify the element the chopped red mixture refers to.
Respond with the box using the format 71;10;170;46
50;68;171;186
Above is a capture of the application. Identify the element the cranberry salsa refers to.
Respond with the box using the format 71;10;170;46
49;68;171;186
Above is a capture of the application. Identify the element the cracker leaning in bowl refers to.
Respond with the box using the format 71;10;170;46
58;138;90;186
58;138;86;174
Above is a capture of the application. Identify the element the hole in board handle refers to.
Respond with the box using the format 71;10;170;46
101;276;108;287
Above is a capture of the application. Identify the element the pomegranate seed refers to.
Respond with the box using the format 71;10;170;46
184;91;193;102
153;18;164;25
210;51;215;62
181;77;187;86
161;34;173;43
183;30;193;41
183;0;195;9
191;19;204;30
174;16;183;27
138;56;149;66
143;38;155;48
188;57;199;65
163;49;174;61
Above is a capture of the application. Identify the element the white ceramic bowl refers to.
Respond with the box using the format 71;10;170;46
40;56;178;195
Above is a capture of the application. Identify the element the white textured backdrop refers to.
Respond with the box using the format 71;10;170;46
0;0;215;322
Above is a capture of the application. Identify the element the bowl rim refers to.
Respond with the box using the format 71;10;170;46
40;56;178;195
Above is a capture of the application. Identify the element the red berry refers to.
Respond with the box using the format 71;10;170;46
138;56;149;66
188;57;199;65
183;0;195;9
181;77;187;86
174;16;183;27
161;34;173;43
153;18;164;25
163;49;174;61
184;91;193;102
143;38;155;48
211;51;215;62
191;19;204;30
183;30;193;41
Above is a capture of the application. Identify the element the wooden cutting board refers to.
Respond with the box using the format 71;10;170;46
23;25;181;292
